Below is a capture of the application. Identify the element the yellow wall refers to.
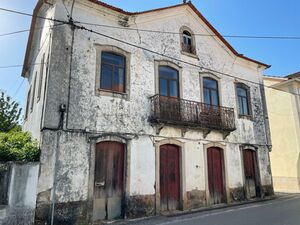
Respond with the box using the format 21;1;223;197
264;77;300;192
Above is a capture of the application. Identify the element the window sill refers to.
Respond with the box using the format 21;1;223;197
238;114;253;120
96;88;129;100
181;50;199;59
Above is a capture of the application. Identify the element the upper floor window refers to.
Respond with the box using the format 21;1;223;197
159;66;179;98
25;87;31;119
37;53;45;101
236;84;251;116
100;52;126;93
181;28;196;55
203;77;219;106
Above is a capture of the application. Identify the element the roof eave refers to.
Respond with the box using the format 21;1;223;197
22;0;44;78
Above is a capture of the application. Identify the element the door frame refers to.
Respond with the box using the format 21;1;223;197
203;143;229;205
87;135;131;222
239;145;262;199
155;139;186;214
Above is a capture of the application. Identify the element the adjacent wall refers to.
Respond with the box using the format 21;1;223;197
0;162;39;225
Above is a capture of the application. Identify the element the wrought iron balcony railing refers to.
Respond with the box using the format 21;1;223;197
149;95;236;132
181;43;197;55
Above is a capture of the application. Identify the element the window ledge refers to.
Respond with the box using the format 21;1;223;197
96;88;129;100
181;50;199;59
238;114;253;120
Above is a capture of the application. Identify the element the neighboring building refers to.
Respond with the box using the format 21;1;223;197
264;72;300;193
22;0;273;224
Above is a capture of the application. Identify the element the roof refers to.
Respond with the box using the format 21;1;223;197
22;0;270;77
285;71;300;79
87;1;270;68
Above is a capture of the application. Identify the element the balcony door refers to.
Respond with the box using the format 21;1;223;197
159;66;180;121
202;77;221;128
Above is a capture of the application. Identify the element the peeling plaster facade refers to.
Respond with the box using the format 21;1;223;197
22;0;273;224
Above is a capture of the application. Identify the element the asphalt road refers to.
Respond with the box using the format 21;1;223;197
120;194;300;225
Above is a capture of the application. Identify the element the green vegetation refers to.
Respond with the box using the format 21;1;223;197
0;91;22;132
0;91;40;162
0;129;40;162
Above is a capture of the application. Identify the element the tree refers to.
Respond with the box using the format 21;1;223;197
0;130;40;162
0;91;22;132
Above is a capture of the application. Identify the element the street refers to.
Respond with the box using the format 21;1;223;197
120;194;300;225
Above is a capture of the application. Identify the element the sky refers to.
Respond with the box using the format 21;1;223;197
0;0;299;110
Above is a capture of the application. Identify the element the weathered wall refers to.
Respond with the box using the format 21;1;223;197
0;162;39;225
22;0;273;223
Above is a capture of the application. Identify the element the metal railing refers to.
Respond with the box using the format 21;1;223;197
181;43;196;55
149;95;236;131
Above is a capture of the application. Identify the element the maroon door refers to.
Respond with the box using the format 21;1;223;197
160;144;180;211
93;141;125;221
207;147;226;204
243;149;258;198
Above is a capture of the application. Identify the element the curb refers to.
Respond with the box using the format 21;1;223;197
165;196;278;218
102;195;282;225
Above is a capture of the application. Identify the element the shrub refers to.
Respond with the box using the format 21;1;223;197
0;130;40;162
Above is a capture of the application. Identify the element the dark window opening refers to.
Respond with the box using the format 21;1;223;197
237;84;251;116
203;77;219;106
159;66;179;98
100;52;126;93
182;30;195;54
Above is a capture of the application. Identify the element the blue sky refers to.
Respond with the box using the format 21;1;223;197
0;0;299;110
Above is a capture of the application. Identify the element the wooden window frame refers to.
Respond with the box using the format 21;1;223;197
30;73;37;112
203;77;220;106
158;66;180;98
155;60;182;98
179;26;197;58
100;52;126;93
37;53;45;101
25;87;32;120
95;45;131;100
235;83;252;119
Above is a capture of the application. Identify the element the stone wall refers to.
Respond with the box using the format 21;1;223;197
0;162;39;225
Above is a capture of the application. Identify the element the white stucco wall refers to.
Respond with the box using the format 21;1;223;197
23;0;272;209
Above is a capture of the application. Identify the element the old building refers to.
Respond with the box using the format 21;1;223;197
264;73;300;193
22;0;273;224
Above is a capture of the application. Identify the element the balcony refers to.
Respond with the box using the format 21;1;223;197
149;95;236;132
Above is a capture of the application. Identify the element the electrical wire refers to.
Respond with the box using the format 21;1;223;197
1;6;300;40
75;21;300;40
75;24;300;97
0;6;299;97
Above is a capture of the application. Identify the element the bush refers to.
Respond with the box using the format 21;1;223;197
0;130;40;162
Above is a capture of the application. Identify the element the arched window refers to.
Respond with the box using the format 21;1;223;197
181;29;196;54
159;66;179;98
100;52;126;93
203;77;219;106
236;83;251;116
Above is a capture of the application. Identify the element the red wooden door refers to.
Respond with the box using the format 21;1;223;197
93;141;125;221
207;147;226;204
160;144;180;211
243;149;258;198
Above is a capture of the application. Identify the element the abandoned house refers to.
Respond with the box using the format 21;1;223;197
22;0;274;224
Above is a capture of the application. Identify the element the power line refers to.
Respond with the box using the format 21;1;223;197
0;6;300;40
74;21;300;40
0;6;299;97
0;29;30;37
0;7;70;25
0;23;63;38
74;24;300;97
